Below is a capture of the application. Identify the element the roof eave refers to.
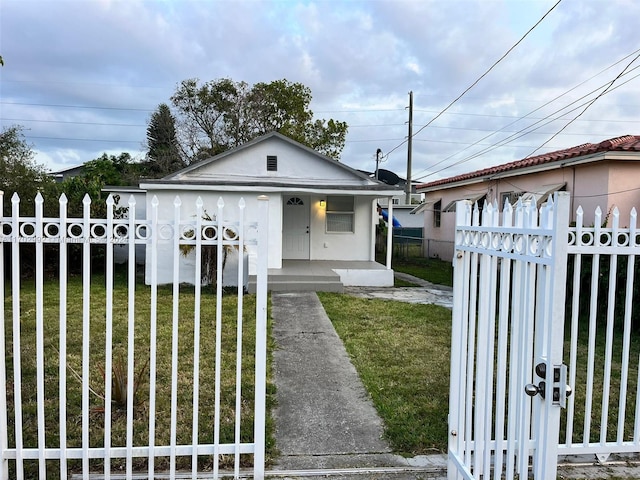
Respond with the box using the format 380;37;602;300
139;181;401;197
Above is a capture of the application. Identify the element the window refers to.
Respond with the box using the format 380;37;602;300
433;200;442;228
501;191;524;207
392;198;399;205
286;197;304;206
326;195;354;233
267;155;277;171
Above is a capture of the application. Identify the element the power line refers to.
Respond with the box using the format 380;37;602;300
1;117;146;127
383;0;563;159
24;135;142;144
0;101;154;112
413;69;640;181
523;50;640;158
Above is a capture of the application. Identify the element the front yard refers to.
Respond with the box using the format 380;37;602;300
3;267;276;477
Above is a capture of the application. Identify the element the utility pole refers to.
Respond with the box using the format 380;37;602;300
375;148;382;180
405;91;413;204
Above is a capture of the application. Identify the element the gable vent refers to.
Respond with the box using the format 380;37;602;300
267;155;278;171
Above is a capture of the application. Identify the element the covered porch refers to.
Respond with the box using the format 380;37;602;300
247;260;394;293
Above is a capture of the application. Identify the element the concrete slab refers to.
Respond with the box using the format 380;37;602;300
271;291;391;467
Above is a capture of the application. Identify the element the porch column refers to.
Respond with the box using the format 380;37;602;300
386;201;393;269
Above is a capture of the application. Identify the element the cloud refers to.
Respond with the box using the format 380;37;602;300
1;0;639;181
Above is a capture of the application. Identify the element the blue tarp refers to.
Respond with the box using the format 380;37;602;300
380;208;402;228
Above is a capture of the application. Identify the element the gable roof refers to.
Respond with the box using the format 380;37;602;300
163;131;372;182
141;131;401;195
417;135;640;191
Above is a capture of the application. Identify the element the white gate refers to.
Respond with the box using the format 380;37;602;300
0;192;269;480
448;192;571;479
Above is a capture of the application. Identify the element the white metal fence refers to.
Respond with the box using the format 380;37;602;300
561;205;640;461
0;192;269;480
448;193;640;479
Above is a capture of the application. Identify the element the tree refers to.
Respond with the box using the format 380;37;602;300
171;78;348;162
144;103;185;177
0;126;55;215
56;152;138;217
171;78;244;161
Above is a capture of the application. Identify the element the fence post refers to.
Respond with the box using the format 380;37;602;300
533;191;570;478
0;190;7;480
448;200;472;480
254;195;269;480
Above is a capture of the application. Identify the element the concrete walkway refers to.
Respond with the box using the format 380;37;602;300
270;291;447;478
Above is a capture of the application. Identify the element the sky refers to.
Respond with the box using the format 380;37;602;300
1;0;639;185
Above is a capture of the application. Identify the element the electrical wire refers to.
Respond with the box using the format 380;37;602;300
383;0;563;159
411;49;640;179
413;68;640;181
522;50;640;158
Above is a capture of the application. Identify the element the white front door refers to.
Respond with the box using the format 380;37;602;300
283;196;310;259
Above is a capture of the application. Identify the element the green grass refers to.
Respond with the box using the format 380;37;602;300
4;266;276;477
317;292;452;455
319;291;640;460
391;257;453;287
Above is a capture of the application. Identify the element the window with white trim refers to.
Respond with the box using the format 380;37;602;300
326;195;354;233
433;199;442;228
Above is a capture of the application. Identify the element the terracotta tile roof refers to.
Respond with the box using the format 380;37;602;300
417;135;640;190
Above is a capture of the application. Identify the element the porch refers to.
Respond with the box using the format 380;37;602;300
247;260;394;293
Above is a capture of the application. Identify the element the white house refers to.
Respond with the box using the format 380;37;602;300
138;132;402;291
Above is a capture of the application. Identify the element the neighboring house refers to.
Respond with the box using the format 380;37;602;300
138;132;402;290
50;164;86;182
415;135;640;260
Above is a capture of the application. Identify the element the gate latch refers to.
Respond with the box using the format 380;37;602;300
524;363;572;408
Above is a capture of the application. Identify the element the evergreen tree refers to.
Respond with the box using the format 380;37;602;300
145;103;185;176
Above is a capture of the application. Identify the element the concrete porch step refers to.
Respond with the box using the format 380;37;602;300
247;274;344;293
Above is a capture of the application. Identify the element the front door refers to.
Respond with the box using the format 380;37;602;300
283;196;310;260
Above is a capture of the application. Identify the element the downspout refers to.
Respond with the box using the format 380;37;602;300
386;200;393;269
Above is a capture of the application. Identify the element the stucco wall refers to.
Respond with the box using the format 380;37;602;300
144;189;283;286
180;135;370;185
310;195;375;261
420;160;640;260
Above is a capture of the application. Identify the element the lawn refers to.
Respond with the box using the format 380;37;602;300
381;255;454;287
319;289;640;458
317;292;452;455
3;266;276;477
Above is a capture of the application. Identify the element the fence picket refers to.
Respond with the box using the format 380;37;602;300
234;198;246;479
11;193;24;480
169;195;181;477
81;194;92;477
35;193;46;479
104;194;114;480
0;193;8;480
59;194;69;480
148;195;160;477
126;195;137;479
619;209;637;441
191;196;203;479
